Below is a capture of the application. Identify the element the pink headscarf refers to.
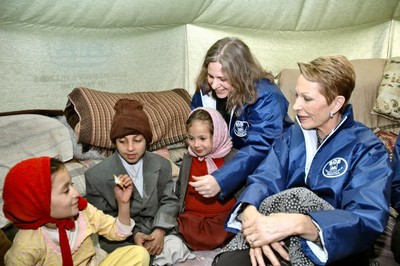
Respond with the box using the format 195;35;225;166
188;107;233;174
3;156;87;266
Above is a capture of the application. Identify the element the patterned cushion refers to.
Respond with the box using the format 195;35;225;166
65;87;191;151
372;57;400;121
374;128;398;161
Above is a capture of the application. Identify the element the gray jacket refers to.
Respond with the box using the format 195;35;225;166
85;151;179;242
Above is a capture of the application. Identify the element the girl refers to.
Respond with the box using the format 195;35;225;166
3;156;149;266
176;107;237;250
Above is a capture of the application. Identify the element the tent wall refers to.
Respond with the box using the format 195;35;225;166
0;0;399;112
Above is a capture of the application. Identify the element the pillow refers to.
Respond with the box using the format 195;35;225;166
372;57;400;121
65;87;191;152
374;128;398;161
56;115;109;160
0;114;73;228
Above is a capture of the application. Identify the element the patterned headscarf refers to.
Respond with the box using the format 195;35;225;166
188;107;233;173
3;156;87;266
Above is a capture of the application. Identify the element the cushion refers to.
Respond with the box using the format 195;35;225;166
56;115;110;160
0;114;73;228
374;128;398;161
372;57;400;121
65;87;191;152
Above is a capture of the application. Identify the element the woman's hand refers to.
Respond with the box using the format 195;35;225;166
241;205;264;245
250;242;289;266
243;213;319;247
243;213;294;246
189;175;221;198
241;205;261;225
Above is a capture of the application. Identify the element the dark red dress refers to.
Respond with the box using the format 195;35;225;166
177;157;236;250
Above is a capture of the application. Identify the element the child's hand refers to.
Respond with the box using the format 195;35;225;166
189;174;221;198
143;229;165;256
114;174;133;203
134;232;155;246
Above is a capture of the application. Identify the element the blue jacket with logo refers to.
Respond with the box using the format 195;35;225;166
191;79;293;200
391;134;400;212
226;105;392;264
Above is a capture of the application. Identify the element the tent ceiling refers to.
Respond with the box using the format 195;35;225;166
0;0;399;112
1;0;399;31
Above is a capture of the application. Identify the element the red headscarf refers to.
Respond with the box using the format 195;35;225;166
3;156;87;266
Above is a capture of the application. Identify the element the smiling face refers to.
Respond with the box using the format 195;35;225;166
50;167;80;219
116;134;146;164
187;120;213;157
293;74;343;135
207;61;234;99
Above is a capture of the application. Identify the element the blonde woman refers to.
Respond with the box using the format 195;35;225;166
214;55;392;265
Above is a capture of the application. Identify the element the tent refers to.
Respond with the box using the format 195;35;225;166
0;0;399;112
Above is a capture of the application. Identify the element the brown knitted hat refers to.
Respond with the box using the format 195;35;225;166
110;99;153;144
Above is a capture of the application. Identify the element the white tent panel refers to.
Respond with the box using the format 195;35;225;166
0;24;187;111
0;0;399;112
187;21;392;92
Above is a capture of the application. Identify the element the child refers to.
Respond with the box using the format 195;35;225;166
3;156;149;266
175;107;237;250
85;99;194;265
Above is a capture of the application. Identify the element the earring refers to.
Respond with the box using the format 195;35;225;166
329;111;334;118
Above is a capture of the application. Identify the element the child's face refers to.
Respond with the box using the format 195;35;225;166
50;167;81;219
187;120;213;157
116;134;146;164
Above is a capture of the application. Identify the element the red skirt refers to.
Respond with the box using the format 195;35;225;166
177;211;235;250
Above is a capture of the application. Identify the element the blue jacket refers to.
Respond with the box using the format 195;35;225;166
226;105;392;264
191;79;293;200
391;134;400;212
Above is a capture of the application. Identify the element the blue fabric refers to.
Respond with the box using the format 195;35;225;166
191;90;204;110
227;105;392;264
191;79;293;199
392;134;400;213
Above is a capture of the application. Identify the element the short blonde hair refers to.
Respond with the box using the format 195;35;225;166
298;55;355;113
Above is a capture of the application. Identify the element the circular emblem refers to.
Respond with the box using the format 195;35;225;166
322;157;348;178
234;121;249;137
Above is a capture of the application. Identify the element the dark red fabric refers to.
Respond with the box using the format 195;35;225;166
178;211;234;250
177;158;235;250
2;156;87;266
184;158;235;215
